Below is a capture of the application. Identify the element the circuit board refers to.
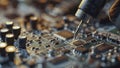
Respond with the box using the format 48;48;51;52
0;0;120;68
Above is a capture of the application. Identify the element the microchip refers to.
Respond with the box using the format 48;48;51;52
49;56;68;65
61;49;70;54
84;37;95;43
95;43;114;53
54;22;64;30
54;30;73;40
75;46;88;54
73;40;85;46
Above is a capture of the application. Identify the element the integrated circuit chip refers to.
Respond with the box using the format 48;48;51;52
61;49;70;54
54;30;73;40
95;43;114;53
49;56;68;65
75;46;89;54
84;37;95;43
73;40;86;46
54;22;64;30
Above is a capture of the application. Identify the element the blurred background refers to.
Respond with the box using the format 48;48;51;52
0;0;117;30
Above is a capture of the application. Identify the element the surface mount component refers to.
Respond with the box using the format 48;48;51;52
95;43;114;53
49;56;68;65
54;30;74;40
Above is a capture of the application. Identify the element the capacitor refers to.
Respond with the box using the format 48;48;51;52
5;46;16;61
5;21;14;33
12;25;21;39
0;28;9;42
24;14;34;28
0;42;7;57
5;33;14;45
30;16;38;30
18;35;27;49
25;14;34;22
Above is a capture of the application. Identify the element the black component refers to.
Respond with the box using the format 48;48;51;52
5;46;16;62
61;49;70;54
32;47;35;50
0;28;9;42
0;42;7;57
35;48;39;50
54;22;64;30
30;16;38;30
84;36;95;43
19;35;27;49
95;43;114;53
24;14;34;28
5;22;14;33
49;56;68;65
12;25;21;39
79;0;106;18
73;40;85;46
54;30;74;40
75;46;89;54
25;14;34;21
46;45;50;48
5;33;14;45
26;43;31;47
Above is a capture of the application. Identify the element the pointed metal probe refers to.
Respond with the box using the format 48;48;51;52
73;20;83;40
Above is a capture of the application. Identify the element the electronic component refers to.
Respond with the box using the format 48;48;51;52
73;40;85;46
61;49;70;54
74;46;89;54
30;16;38;30
84;36;95;43
24;14;34;28
0;42;7;57
12;25;21;39
18;35;27;49
95;43;114;53
54;22;64;30
0;1;119;68
5;46;16;61
54;30;73;40
0;28;9;42
49;56;68;65
5;21;14;33
5;33;14;45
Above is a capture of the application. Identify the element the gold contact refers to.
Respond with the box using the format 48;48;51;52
30;16;38;21
6;34;14;38
13;26;20;29
0;42;7;48
0;28;9;32
5;46;16;52
19;35;26;39
6;21;13;25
